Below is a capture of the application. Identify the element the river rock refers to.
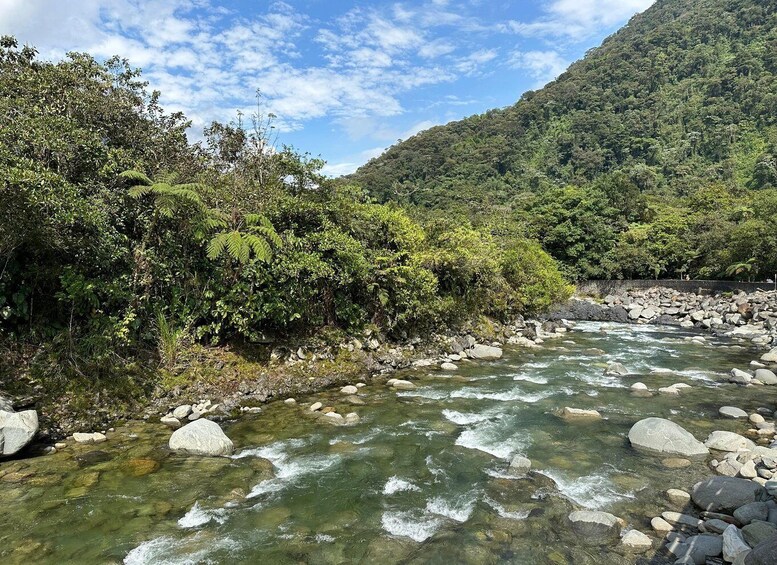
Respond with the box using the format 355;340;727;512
561;407;602;420
731;369;753;384
391;380;416;390
652;516;673;533
340;385;358;395
705;431;756;452
760;348;777;363
73;432;107;444
0;410;38;456
754;369;777;385
309;402;323;412
628;417;709;457
741;460;758;479
620;529;652;553
631;382;648;391
468;345;503;360
667;488;691;505
160;415;181;429
663;511;703;529
168;419;234;457
604;362;629;375
680;534;723;564
172;404;192;419
692;477;767;512
734;502;769;526
723;526;751;564
750;413;765;424
344;413;360;425
322;412;345;425
745;533;777;564
743;521;777;547
440;362;458;371
508;455;531;476
568;510;620;542
720;406;749;419
703;519;731;534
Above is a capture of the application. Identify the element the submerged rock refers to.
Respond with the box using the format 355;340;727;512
628;417;709;457
720;406;749;419
560;407;602;421
508;455;531;477
168;419;234;457
0;410;38;456
620;529;652;553
604;362;629;376
567;510;620;542
391;380;416;390
73;432;107;444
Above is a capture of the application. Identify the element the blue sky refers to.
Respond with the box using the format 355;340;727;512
1;0;654;176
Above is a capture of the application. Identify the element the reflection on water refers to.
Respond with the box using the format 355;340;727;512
0;322;766;564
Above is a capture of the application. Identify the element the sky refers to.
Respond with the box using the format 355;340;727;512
0;0;655;176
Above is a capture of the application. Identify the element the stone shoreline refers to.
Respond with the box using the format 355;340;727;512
550;286;777;348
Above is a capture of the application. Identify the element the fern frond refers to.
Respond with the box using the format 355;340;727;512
207;232;229;260
246;233;272;262
120;170;152;185
253;225;283;247
128;185;152;198
227;231;248;263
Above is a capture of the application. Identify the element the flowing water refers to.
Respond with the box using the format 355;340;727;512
1;322;772;564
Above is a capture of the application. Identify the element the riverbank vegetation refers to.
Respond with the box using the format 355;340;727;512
0;36;570;406
349;0;777;281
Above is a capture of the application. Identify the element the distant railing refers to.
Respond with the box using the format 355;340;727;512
577;279;776;296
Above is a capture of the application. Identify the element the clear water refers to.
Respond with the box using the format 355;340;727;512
0;322;769;564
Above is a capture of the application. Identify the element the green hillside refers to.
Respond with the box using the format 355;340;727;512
349;0;777;280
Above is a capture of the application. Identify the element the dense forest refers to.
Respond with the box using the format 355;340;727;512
0;36;569;393
350;0;777;281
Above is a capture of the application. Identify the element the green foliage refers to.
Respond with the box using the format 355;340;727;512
0;35;572;389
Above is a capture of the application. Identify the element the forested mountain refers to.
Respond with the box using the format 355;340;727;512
349;0;777;281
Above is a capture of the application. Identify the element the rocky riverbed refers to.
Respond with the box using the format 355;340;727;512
1;316;777;564
552;287;777;349
3;286;777;563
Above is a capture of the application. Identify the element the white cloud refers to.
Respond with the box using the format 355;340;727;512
509;50;570;87
505;0;655;40
0;0;656;173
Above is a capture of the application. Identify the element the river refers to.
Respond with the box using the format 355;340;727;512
0;321;769;564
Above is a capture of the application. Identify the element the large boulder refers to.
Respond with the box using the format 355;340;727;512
468;345;503;360
568;510;620;542
169;419;234;457
0;409;38;455
628;417;709;457
691;477;767;513
705;431;756;452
